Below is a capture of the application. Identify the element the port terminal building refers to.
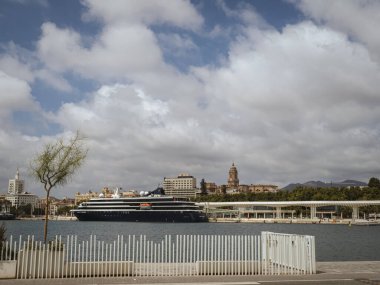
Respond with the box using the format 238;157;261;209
198;200;380;221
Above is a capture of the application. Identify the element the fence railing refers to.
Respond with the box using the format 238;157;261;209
0;235;17;261
261;232;316;275
0;232;316;279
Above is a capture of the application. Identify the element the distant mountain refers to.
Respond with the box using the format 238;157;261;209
281;183;303;191
281;180;367;191
303;181;329;188
338;180;368;187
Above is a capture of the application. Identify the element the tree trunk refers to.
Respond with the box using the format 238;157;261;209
44;190;50;244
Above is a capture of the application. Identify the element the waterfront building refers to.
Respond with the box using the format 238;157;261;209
164;188;198;198
8;169;25;194
49;201;58;216
163;173;197;190
34;196;75;215
101;187;114;197
248;184;279;193
39;196;60;211
215;184;227;194
163;173;197;198
5;169;38;209
205;182;217;194
75;187;139;204
75;191;99;205
50;198;75;215
121;190;139;197
238;184;249;192
5;192;38;208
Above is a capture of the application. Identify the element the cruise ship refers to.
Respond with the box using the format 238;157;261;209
71;187;208;222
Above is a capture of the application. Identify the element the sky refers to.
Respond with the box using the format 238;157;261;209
1;0;380;198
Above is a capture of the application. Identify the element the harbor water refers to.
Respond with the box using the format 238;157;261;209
2;220;380;261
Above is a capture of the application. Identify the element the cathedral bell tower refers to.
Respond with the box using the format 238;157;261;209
227;163;239;189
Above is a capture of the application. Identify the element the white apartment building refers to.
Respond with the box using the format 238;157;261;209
5;169;38;209
8;169;25;194
5;193;38;208
163;173;197;198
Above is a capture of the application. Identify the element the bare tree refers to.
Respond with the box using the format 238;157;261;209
30;132;88;243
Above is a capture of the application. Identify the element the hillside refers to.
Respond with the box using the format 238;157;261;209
281;180;367;191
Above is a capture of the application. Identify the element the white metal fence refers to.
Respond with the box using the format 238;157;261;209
0;232;316;279
261;232;316;275
0;235;17;261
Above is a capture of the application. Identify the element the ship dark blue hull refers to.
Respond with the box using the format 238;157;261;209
72;187;208;223
73;210;208;222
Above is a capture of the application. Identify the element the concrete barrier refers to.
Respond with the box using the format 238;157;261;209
0;260;17;279
17;250;133;278
64;261;134;277
196;260;260;275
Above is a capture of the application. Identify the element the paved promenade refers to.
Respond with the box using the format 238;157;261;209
1;261;379;285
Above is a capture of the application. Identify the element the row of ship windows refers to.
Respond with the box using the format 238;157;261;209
82;206;194;209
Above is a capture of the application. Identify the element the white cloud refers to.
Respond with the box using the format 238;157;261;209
82;0;203;30
0;54;34;82
293;0;380;62
36;1;204;85
0;44;72;92
54;84;170;138
207;21;380;112
37;22;84;73
36;17;206;108
0;71;38;118
37;21;166;80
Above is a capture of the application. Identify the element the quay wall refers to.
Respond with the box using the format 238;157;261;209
209;218;353;224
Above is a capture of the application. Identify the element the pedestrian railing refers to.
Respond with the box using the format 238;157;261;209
0;232;316;279
261;232;316;275
0;235;17;261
